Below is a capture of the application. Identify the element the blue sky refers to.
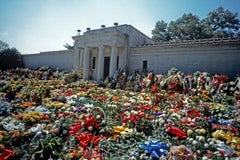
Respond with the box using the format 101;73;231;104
0;0;239;54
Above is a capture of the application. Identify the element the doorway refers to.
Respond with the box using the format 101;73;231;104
104;57;110;79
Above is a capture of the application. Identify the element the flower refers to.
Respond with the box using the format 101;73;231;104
168;145;194;160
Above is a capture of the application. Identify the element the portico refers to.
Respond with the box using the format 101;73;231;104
72;26;128;82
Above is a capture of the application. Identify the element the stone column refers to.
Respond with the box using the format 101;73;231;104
109;46;117;77
79;49;84;68
83;47;89;80
73;48;80;74
97;45;104;82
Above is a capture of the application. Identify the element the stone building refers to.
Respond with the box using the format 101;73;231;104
23;24;240;80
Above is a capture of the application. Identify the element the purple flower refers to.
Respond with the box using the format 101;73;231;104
76;106;83;112
153;112;162;116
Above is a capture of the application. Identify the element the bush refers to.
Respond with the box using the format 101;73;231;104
0;48;24;70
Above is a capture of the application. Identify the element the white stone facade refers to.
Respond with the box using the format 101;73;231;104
23;24;240;79
130;39;240;78
23;50;74;70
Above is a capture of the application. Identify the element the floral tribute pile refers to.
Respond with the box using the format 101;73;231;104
0;67;239;160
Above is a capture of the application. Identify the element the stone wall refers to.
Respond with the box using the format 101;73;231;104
23;50;74;71
130;39;240;78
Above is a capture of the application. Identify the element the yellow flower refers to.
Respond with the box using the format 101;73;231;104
23;111;43;123
187;129;193;136
200;128;207;135
231;144;236;150
0;135;3;142
112;126;132;135
212;130;225;139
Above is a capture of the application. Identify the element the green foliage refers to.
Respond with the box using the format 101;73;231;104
0;41;24;70
152;20;170;41
170;13;203;40
63;43;74;50
204;7;240;37
152;7;240;41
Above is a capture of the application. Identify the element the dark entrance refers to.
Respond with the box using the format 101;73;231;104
104;57;110;79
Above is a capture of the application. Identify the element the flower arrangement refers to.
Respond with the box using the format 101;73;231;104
0;68;240;159
22;111;43;125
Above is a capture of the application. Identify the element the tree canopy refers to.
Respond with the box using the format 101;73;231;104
152;7;240;42
0;40;24;70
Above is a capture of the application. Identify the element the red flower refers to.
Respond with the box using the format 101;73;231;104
219;150;225;156
187;109;202;117
66;89;73;96
206;150;212;158
81;87;88;91
84;117;99;130
69;122;81;135
75;133;105;149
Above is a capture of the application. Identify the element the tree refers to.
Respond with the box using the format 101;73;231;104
152;7;240;41
152;20;170;41
204;7;240;37
63;43;74;50
0;40;24;70
168;13;202;40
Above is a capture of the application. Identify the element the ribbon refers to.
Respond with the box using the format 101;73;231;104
215;142;236;156
209;117;217;123
139;140;168;159
218;118;233;125
0;149;16;160
166;125;187;139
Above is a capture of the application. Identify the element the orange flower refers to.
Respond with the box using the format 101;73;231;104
112;96;119;102
10;130;20;139
22;101;36;108
0;144;5;150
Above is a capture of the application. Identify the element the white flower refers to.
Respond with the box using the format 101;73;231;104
96;115;101;119
107;104;117;108
84;103;94;108
213;151;221;156
130;110;138;114
209;141;215;145
159;118;165;124
72;106;77;111
204;143;209;148
88;126;93;131
188;138;194;142
192;140;198;145
198;136;205;141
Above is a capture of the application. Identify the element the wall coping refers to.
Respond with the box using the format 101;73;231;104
135;37;240;48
